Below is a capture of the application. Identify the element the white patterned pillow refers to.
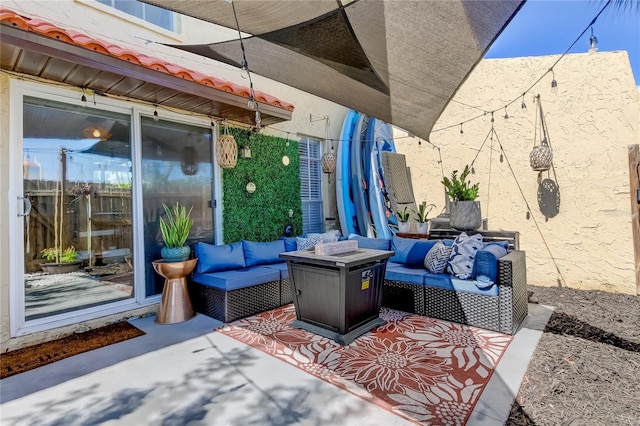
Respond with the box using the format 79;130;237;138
296;235;324;251
447;232;483;279
424;241;453;274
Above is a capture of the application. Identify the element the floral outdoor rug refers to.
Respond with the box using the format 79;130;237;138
219;305;513;424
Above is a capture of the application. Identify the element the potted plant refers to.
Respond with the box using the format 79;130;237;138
441;165;482;230
412;201;436;234
159;202;194;262
40;245;81;274
396;206;411;233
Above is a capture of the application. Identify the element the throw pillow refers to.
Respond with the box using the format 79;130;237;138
296;234;324;251
447;232;483;279
306;230;340;243
424;241;453;274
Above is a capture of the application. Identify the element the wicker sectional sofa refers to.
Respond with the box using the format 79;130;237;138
190;240;293;322
349;234;528;335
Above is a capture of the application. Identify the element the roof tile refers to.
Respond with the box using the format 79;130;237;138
0;8;294;112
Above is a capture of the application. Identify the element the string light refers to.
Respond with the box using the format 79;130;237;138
153;105;159;122
588;25;598;53
503;106;509;119
521;94;527;110
459;123;464;134
81;87;87;107
550;68;558;93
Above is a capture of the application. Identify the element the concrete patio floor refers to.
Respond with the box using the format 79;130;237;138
0;303;552;425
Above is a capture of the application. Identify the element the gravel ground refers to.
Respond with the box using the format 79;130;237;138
507;285;640;425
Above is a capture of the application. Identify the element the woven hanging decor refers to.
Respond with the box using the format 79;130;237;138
216;121;237;169
530;142;553;172
322;148;336;173
530;95;553;172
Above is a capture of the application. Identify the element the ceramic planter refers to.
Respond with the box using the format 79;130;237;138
416;221;429;235
450;200;482;231
398;221;410;233
161;246;191;263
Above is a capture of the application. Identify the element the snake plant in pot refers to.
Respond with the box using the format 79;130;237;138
412;201;436;234
441;165;482;230
159;202;194;262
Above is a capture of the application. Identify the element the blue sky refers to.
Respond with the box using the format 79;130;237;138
486;0;640;86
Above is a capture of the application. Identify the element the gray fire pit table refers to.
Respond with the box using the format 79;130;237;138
279;248;393;345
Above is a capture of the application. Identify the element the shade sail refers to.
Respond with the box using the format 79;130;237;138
144;0;524;140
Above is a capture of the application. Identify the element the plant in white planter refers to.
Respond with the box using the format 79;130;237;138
396;206;411;233
412;201;436;234
159;202;194;262
441;165;481;230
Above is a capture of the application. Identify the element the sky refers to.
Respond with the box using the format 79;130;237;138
485;0;640;86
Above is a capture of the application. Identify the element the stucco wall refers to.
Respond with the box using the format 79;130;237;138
397;52;640;295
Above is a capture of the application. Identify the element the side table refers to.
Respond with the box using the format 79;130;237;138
152;258;197;324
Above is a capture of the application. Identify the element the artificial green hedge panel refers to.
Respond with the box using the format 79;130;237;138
222;128;302;243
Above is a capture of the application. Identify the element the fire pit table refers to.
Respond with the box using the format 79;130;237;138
280;248;393;345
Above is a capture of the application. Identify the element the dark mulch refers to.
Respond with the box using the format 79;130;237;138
0;322;145;379
507;285;640;425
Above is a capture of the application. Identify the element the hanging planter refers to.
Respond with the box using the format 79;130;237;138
216;120;237;169
530;95;553;172
322;147;336;173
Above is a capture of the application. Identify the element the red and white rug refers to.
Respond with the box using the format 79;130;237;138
219;305;512;424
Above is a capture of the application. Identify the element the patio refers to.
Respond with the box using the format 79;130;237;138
0;302;551;425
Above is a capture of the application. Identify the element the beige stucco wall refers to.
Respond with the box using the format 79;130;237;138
397;52;640;295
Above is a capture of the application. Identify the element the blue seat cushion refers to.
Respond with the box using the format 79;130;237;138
193;267;280;291
263;262;289;279
385;262;426;285
194;241;245;274
348;234;391;251
389;236;437;267
423;273;499;296
242;240;286;267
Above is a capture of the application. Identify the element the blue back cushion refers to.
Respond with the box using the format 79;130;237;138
347;234;391;251
472;244;508;282
242;240;286;267
194;241;246;274
389;236;437;267
280;237;298;252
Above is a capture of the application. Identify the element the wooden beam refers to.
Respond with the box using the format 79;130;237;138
629;145;640;295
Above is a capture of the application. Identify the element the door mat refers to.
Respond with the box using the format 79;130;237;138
220;305;513;425
0;321;145;379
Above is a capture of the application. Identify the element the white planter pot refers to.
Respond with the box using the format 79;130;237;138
416;221;429;235
398;221;410;233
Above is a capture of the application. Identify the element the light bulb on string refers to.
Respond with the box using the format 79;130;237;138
81;88;87;107
471;165;475;174
459;123;464;134
503;106;509;119
526;211;530;220
521;94;527;110
588;25;598;53
153;105;159;122
491;111;495;123
550;68;558;94
210;117;215;128
500;152;504;163
240;58;249;79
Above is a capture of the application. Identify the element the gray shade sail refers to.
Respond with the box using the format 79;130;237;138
144;0;524;140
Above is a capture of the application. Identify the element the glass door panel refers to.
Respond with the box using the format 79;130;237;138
140;117;214;296
22;96;133;320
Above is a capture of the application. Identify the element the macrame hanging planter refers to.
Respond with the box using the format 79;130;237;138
320;116;336;174
322;147;336;173
216;120;237;169
530;95;553;172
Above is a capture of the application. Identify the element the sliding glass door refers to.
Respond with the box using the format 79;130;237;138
140;117;215;296
22;97;134;320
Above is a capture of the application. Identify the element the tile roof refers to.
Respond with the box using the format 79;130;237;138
0;7;294;112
